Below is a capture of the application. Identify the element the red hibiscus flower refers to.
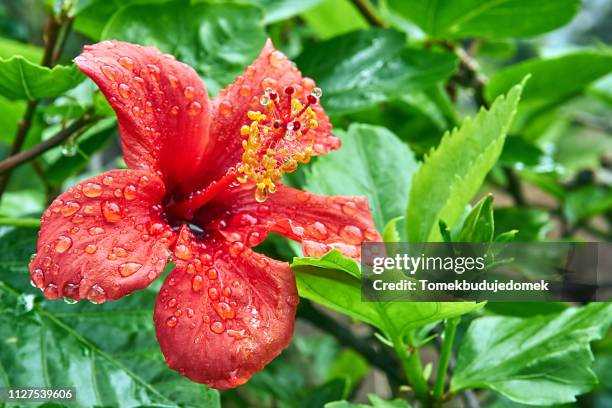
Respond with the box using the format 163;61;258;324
28;39;380;389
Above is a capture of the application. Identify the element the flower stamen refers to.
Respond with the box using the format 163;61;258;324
237;84;321;202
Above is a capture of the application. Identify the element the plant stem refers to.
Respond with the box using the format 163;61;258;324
350;0;387;28
393;331;430;404
0;218;41;228
298;300;402;388
433;317;460;401
0;116;93;174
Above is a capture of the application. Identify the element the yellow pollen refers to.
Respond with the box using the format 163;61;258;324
237;90;320;202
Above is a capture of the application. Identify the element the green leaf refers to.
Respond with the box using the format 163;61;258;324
102;0;267;94
0;37;43;62
0;57;84;100
325;349;369;391
387;0;580;39
382;217;403;243
456;195;494;242
301;0;368;39
296;29;457;114
305;124;418;230
563;185;612;225
257;0;326;24
486;50;612;104
406;81;524;242
494;207;551;241
291;251;481;339
0;190;45;219
452;303;612;405
72;0;170;40
0;95;25;144
326;393;412;408
0;228;220;407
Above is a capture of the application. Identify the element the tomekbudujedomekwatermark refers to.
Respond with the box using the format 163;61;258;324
360;242;610;302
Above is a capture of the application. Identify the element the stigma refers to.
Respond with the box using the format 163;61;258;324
237;82;322;202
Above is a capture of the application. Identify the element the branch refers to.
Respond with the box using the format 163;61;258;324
0;116;93;174
0;5;72;199
350;0;387;28
297;300;402;388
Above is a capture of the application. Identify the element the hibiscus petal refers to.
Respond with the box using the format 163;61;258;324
197;184;381;259
199;39;339;186
29;170;175;303
75;40;211;194
154;226;297;389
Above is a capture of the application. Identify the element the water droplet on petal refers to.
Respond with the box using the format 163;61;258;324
118;83;130;98
147;64;160;81
44;284;59;298
118;56;134;70
187;101;202;116
123;185;137;201
85;244;97;254
192;275;204;292
83;182;102;198
88;226;104;236
261;77;277;90
168;74;179;88
118;262;142;277
219;101;232;117
62;284;79;300
170;105;180;115
259;94;271;106
239;85;251;96
31;268;44;287
210;321;225;334
55;236;72;253
341;201;357;215
174;244;192;260
306;222;328;240
340;225;363;244
213;302;235;320
208;287;219;300
255;187;268;202
87;285;106;304
61;201;80;217
101;65;116;81
229;242;245;257
101;201;121;223
302;77;315;92
364;228;378;241
207;268;218;280
166;316;178;328
311;87;323;98
183;86;195;99
269;50;285;67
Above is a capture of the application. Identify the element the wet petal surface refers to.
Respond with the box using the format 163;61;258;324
154;226;297;389
75;40;211;195
197;183;380;259
29;169;175;302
